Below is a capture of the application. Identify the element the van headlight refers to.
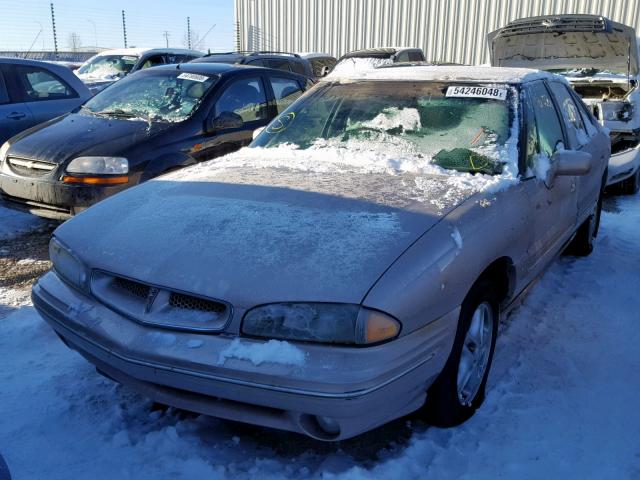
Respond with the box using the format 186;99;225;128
242;303;401;345
0;141;10;165
49;237;88;291
66;156;128;174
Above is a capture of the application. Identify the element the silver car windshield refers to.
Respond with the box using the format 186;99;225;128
77;55;139;77
253;81;514;175
83;71;219;123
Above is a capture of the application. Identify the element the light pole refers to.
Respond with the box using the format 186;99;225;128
86;19;97;49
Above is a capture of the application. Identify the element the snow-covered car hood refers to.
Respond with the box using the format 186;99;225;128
53;150;500;308
488;15;639;75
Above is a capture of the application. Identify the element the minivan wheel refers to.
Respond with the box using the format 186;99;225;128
424;280;499;427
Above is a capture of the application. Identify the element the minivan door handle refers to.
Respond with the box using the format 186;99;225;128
6;112;26;120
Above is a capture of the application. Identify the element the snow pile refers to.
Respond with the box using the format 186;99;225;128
327;57;394;77
361;107;421;131
217;338;306;367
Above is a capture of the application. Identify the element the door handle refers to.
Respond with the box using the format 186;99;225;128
6;112;26;120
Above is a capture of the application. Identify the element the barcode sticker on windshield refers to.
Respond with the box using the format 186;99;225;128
446;86;508;100
177;72;209;82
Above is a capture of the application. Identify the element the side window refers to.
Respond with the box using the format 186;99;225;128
395;51;410;62
270;76;303;113
141;55;166;69
527;81;565;159
290;61;306;75
548;82;589;147
215;76;268;122
0;71;10;104
15;66;76;101
266;59;291;72
408;50;424;62
571;89;599;137
246;59;267;67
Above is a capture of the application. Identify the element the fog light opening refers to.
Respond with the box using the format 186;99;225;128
299;414;341;440
316;416;340;437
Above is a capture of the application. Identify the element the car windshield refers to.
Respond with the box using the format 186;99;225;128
253;81;514;175
78;55;139;77
82;71;219;123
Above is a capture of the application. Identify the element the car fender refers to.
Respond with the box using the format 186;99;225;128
140;152;197;181
362;185;532;336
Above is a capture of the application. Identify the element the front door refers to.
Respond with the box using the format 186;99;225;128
195;75;272;161
0;66;34;144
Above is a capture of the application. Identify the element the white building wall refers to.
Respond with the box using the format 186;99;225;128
235;0;640;64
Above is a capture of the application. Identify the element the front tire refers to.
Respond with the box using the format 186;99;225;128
424;280;499;427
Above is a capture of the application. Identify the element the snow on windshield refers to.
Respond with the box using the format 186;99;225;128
169;82;521;211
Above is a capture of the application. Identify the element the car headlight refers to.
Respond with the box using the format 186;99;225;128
66;156;128;175
242;303;401;345
0;141;10;165
49;237;88;291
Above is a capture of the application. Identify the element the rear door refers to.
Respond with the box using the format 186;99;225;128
10;63;81;125
547;80;607;220
266;75;304;113
521;81;578;277
0;64;35;144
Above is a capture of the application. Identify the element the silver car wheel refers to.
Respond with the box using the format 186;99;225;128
456;302;494;406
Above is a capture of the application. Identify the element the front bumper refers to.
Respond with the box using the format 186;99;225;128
32;271;457;440
607;143;640;186
0;173;131;220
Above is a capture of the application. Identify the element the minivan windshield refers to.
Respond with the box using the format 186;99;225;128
83;71;219;123
253;81;514;175
77;55;139;78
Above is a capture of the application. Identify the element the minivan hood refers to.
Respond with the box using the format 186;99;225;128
488;15;639;75
54;162;477;308
8;113;161;164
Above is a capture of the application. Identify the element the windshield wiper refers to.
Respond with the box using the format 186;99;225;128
93;108;151;122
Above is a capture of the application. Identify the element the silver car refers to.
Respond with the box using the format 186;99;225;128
32;65;609;441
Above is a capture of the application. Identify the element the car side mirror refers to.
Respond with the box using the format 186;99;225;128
212;111;244;131
553;150;592;176
252;126;265;140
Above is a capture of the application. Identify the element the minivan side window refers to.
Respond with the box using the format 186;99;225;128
289;61;306;75
548;81;589;147
395;51;411;62
408;50;424;62
0;71;10;104
15;66;76;101
215;76;268;122
270;77;303;112
527;81;565;159
266;59;292;72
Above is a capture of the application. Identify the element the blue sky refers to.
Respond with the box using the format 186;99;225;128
0;0;236;52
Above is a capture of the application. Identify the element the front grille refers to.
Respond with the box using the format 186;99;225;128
113;276;150;299
169;292;226;313
7;157;57;178
90;271;231;332
499;16;607;36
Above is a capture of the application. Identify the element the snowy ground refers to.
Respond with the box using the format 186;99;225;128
1;197;639;479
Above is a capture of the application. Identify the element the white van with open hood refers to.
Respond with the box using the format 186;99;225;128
489;15;640;193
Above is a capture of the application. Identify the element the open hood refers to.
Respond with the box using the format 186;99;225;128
488;15;639;75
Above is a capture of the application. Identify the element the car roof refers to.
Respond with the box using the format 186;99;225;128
92;47;203;57
340;47;422;60
323;64;562;84
146;62;308;80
